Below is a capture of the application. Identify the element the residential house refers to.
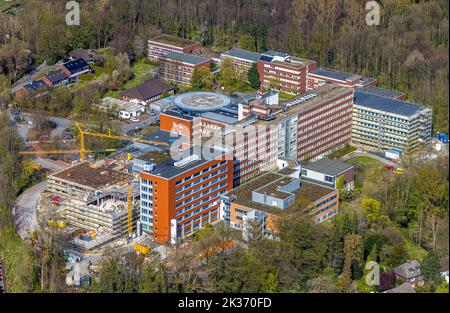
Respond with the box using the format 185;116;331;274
68;48;102;64
384;282;416;293
61;58;93;79
394;260;424;287
15;79;48;98
41;70;70;88
120;79;175;104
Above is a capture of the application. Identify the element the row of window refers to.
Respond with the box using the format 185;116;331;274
299;95;352;121
175;160;227;187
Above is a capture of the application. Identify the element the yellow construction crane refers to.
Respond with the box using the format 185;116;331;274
20;122;169;239
19;148;117;155
127;153;133;238
74;122;169;161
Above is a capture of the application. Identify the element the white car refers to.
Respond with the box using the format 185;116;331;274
130;116;139;122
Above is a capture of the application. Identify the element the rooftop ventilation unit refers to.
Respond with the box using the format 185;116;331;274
174;154;200;168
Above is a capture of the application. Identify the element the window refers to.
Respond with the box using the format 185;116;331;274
301;169;307;176
324;175;334;183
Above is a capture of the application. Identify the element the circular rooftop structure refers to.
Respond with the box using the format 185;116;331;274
174;92;231;112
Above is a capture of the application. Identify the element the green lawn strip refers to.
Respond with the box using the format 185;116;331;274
327;145;357;159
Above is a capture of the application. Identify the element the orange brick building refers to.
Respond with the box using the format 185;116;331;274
219;171;339;239
139;149;233;243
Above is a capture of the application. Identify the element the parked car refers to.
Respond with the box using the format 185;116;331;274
130;116;139;122
384;165;394;171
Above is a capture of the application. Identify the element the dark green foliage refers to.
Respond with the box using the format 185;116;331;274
247;63;260;89
422;251;441;284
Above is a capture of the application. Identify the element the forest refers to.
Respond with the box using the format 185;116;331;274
0;0;448;131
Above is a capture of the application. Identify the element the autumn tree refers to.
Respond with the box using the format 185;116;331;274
191;66;214;90
218;57;236;89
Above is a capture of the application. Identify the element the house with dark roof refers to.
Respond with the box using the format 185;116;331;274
41;70;70;88
384;282;416;293
15;79;48;98
301;158;355;191
120;79;175;104
68;49;102;64
61;58;93;78
394;260;424;287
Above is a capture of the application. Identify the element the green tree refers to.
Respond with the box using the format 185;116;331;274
191;66;214;90
362;197;390;230
421;250;441;285
247;63;260;89
379;243;408;268
218;58;236;88
237;34;256;51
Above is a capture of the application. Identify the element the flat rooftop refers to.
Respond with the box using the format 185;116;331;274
254;175;297;199
162;51;210;65
227;172;335;215
142;147;228;179
174;92;231;112
143;129;180;145
136;150;171;163
149;34;199;47
310;67;376;85
163;103;239;126
302;157;353;176
257;83;353;125
222;48;261;62
356;86;404;100
50;162;130;190
354;91;428;117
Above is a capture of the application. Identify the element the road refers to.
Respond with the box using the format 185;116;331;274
120;113;159;135
341;151;399;167
13;181;47;240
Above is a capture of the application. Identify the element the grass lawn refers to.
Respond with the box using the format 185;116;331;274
279;92;296;100
123;60;157;89
103;59;157;98
327;145;357;159
79;65;112;82
346;156;384;190
346;156;383;168
404;237;427;262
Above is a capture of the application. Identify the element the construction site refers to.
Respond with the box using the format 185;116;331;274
16;120;175;287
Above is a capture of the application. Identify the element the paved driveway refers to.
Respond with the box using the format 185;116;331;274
13;181;47;240
341;151;399;168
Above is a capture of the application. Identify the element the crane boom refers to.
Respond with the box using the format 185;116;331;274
19;149;116;155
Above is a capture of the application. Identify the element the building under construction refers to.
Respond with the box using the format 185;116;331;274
47;161;130;197
64;182;140;239
46;161;140;247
